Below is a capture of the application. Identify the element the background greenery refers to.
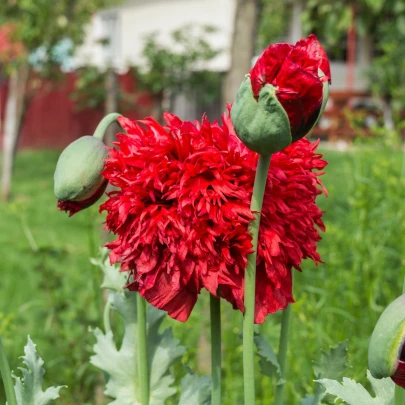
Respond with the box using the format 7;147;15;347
1;139;404;404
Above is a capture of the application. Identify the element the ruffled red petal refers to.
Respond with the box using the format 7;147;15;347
294;34;331;83
250;43;293;97
101;110;326;323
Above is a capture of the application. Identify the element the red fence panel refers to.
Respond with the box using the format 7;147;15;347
0;71;156;150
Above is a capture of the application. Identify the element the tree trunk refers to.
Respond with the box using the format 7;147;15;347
151;92;164;123
1;61;29;201
382;98;394;131
104;67;119;146
288;0;303;43
222;0;259;105
101;67;120;244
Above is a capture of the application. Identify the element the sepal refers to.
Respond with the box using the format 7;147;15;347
231;75;292;155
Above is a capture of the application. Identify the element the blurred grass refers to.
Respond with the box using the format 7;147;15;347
1;145;405;404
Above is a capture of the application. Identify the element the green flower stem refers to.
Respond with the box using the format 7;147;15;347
103;300;112;334
210;294;222;405
0;337;17;405
93;113;122;141
136;294;149;405
394;386;405;405
243;154;271;405
274;303;293;405
311;382;324;405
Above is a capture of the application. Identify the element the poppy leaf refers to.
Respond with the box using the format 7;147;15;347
313;340;349;380
254;332;285;384
90;254;186;405
13;337;66;405
91;247;127;292
317;370;394;405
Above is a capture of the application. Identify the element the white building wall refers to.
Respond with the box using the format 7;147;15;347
74;0;370;92
74;0;236;72
330;62;369;91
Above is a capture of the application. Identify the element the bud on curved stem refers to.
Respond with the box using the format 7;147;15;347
54;113;122;216
93;113;122;141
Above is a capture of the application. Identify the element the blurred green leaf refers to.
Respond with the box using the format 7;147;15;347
301;394;315;405
91;247;126;292
254;332;284;384
313;340;349;381
178;373;211;405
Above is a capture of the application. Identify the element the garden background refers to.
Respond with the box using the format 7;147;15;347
1;0;405;404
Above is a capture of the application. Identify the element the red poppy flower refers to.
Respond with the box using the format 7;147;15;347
100;110;326;323
250;34;331;142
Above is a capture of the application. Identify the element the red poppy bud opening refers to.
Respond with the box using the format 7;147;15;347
57;179;108;217
249;34;331;142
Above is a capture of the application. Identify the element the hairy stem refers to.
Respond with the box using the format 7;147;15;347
210;294;222;405
274;303;293;405
136;294;149;405
103;300;112;334
243;154;271;405
310;381;324;405
0;337;17;405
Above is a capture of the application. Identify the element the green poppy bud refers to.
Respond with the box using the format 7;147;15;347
231;76;292;155
54;136;108;216
369;294;405;388
54;113;122;216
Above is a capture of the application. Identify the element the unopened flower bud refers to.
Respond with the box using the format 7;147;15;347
369;294;405;388
54;136;108;216
231;34;331;155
